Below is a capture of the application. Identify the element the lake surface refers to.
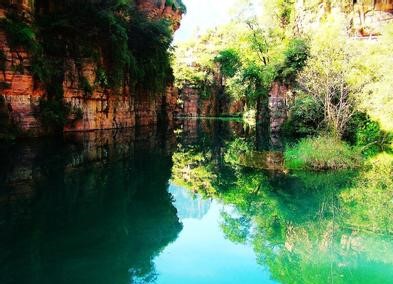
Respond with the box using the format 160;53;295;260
1;120;393;284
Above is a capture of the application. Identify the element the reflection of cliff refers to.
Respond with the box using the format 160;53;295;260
168;184;211;220
0;127;182;284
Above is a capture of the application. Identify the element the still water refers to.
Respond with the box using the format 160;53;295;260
1;120;393;284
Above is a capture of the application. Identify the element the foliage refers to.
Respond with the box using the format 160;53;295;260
38;97;71;132
346;112;393;156
214;49;241;78
173;27;225;90
220;212;251;244
284;135;362;170
165;0;187;13
174;9;307;119
297;16;358;137
226;63;270;104
171;149;217;197
0;12;38;53
283;93;325;137
127;12;174;91
276;38;309;84
79;76;93;97
276;0;295;28
224;138;254;165
340;153;393;233
0;95;18;140
354;23;393;133
1;1;177;132
0;49;6;72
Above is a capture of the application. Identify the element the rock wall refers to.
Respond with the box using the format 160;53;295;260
0;1;182;136
136;0;183;30
178;87;244;117
295;0;393;36
269;82;289;133
0;27;43;134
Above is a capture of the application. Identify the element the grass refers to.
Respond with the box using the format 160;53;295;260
284;135;362;170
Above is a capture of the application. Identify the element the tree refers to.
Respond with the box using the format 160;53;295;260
297;16;358;137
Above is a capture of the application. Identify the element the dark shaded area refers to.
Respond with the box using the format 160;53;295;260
0;127;182;284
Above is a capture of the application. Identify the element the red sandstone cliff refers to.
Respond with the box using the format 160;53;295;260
136;0;183;30
0;0;183;135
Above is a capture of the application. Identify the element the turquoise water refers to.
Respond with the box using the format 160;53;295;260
155;185;275;284
1;120;393;284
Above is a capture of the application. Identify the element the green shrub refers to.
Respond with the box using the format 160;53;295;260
345;112;392;157
215;49;241;78
276;38;309;84
284;135;362;170
79;76;93;97
283;94;325;137
0;12;38;53
224;138;254;165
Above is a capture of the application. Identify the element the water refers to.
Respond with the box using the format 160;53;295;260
1;120;393;284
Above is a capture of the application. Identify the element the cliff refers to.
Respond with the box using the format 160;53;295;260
0;0;184;136
295;0;393;36
136;0;184;30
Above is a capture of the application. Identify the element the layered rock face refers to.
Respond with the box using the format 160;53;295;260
178;87;244;117
0;0;183;135
136;0;183;30
269;82;289;133
0;29;42;133
295;0;393;36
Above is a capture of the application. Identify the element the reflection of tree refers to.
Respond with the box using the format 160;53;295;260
172;119;246;197
173;123;393;283
172;149;217;197
171;119;393;283
218;166;393;284
0;136;182;284
340;153;393;233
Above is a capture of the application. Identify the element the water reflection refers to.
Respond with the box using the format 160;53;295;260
172;119;393;284
0;120;393;284
168;184;211;220
0;127;181;284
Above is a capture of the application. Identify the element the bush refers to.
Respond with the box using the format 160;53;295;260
284;135;362;170
276;38;309;84
345;112;392;157
283;94;324;137
38;98;71;132
215;49;241;78
0;12;38;53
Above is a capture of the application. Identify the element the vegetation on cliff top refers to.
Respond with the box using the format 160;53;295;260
1;0;177;132
165;0;187;13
